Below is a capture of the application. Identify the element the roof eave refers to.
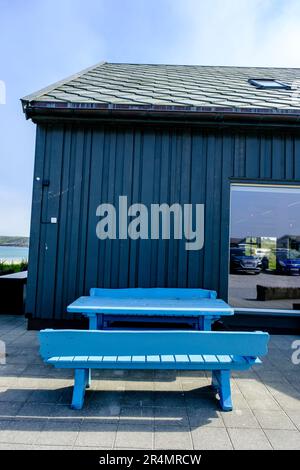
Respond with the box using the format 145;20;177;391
22;100;300;124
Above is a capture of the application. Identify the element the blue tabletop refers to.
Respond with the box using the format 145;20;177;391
67;295;234;317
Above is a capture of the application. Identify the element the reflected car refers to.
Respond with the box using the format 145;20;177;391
230;248;262;274
276;249;300;275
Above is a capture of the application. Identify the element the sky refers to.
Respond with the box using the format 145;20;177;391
1;0;300;236
231;187;300;239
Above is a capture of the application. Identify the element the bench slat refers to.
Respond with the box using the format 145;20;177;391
147;355;160;362
102;356;118;362
48;356;60;362
203;355;219;363
175;355;190;362
88;356;103;362
161;355;175;362
217;355;233;363
58;356;74;362
132;356;146;362
117;356;132;362
189;355;204;362
73;356;89;362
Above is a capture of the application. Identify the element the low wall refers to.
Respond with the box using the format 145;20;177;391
257;284;300;301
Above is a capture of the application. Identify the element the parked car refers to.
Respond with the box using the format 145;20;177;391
276;249;300;275
230;248;262;274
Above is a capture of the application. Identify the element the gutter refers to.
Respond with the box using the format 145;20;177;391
21;99;300;125
22;99;300;117
21;101;300;130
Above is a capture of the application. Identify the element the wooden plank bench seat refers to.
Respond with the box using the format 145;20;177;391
39;329;269;411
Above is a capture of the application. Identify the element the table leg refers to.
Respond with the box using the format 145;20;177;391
203;317;212;331
87;315;99;388
89;314;98;330
98;314;103;329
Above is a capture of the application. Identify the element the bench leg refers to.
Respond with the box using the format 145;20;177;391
211;370;233;412
71;369;89;410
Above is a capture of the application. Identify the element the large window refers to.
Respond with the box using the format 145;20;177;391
229;184;300;311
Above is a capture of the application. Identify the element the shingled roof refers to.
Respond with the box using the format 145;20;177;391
22;62;300;119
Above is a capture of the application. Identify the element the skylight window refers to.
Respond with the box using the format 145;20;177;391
248;78;291;90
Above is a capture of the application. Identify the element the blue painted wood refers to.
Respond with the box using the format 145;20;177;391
203;317;213;331
88;314;97;330
68;289;231;331
90;287;217;299
88;288;219;330
40;329;268;358
47;356;261;370
71;369;89;410
47;354;260;365
39;329;268;411
68;293;231;318
215;370;233;411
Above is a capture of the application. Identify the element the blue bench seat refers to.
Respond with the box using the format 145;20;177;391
47;354;258;369
39;329;269;412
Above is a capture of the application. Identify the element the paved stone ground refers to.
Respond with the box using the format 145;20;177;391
0;315;300;450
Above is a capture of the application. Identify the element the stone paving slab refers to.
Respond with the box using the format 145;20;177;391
0;315;299;449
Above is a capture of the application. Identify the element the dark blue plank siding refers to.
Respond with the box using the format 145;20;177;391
26;124;300;320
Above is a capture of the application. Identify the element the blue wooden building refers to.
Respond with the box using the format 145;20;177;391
22;63;300;330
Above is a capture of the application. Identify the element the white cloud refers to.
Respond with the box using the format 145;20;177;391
168;0;300;67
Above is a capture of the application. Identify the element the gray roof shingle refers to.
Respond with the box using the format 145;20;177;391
22;62;300;117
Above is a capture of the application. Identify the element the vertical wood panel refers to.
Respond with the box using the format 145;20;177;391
259;136;272;178
138;130;156;286
40;127;64;316
84;128;105;291
219;134;234;300
54;126;72;318
245;136;260;178
271;136;285;179
25;125;46;316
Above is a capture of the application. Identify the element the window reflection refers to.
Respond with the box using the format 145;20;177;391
229;185;300;311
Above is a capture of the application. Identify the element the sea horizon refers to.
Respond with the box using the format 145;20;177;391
0;246;29;263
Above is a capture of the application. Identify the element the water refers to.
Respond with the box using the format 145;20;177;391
0;246;29;263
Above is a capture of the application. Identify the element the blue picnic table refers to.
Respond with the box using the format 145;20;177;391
67;288;234;331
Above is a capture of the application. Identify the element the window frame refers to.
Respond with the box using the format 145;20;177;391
248;78;291;90
229;181;300;316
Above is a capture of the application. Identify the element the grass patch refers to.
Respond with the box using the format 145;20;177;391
0;259;28;276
